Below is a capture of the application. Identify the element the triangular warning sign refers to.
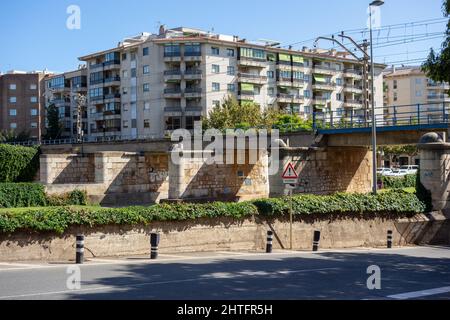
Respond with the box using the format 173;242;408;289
282;163;298;179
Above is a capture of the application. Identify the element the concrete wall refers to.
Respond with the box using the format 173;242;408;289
0;213;448;262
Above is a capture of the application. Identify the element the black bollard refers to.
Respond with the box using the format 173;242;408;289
387;230;393;249
76;234;85;264
266;231;274;253
150;233;160;259
313;231;321;252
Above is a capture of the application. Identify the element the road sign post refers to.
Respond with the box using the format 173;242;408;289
282;163;298;250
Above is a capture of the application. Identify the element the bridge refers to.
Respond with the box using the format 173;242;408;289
311;102;450;147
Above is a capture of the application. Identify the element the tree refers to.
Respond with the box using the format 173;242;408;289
0;130;31;143
422;0;450;93
203;95;281;130
45;103;63;140
273;114;313;133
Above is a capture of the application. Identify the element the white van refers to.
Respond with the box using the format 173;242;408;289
399;165;419;175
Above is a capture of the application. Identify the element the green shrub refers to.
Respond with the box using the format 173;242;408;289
0;190;427;234
253;190;425;217
415;171;433;212
0;144;40;183
0;183;47;208
378;174;417;189
45;190;88;207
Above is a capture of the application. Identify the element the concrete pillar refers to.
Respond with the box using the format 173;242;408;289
39;154;53;184
94;152;109;184
168;144;185;200
418;133;450;212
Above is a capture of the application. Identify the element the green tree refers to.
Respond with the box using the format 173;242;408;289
273;114;313;132
0;130;31;143
422;0;450;93
45;103;62;140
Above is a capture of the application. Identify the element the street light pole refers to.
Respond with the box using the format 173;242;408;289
369;0;384;195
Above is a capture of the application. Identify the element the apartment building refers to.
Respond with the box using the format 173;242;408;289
0;71;51;141
44;67;88;139
78;26;385;140
384;66;450;123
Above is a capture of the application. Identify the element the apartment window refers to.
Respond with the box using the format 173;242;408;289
31;109;38;116
144;119;150;128
304;74;310;82
123;70;128;78
143;83;150;92
268;87;275;96
267;71;274;79
240;47;266;60
123;103;129;111
122;87;128;95
131;68;137;78
416;78;422;85
9;84;16;90
394;92;398;101
212;83;220;92
227;66;235;76
393;80;398;90
336;108;343;116
212;100;221;108
123;120;129;128
304;105;311;114
10;97;17;103
293;71;304;80
336;78;343;86
227;49;235;57
336;93;342;101
30;84;37;90
143;47;149;56
130;52;136;61
122;53;127;61
212;64;220;74
304;90;311;98
143;65;150;74
30;122;38;129
164;44;181;57
185;43;201;56
30;96;38;103
416;90;422;97
228;84;236;92
10;123;17;129
166;117;181;131
9;109;17;116
211;47;220;55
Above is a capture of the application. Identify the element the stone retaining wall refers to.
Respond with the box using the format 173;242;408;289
0;213;448;262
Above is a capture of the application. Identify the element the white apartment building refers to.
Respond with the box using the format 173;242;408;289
44;67;88;138
384;66;450;124
78;26;385;140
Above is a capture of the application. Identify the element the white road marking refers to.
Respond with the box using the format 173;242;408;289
0;267;339;300
387;286;450;300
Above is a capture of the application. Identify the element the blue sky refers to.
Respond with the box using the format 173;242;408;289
0;0;447;73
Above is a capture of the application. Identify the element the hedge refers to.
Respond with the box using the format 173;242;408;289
0;190;426;234
0;144;40;182
0;183;88;208
378;174;417;189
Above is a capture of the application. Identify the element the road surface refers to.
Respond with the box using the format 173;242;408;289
0;246;449;300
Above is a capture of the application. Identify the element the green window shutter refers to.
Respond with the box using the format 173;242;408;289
267;53;276;61
314;74;326;83
279;53;291;62
292;55;304;63
241;83;254;91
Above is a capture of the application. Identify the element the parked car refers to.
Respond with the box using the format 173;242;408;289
385;169;409;177
399;165;419;175
377;168;393;176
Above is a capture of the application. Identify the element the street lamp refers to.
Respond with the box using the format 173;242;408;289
369;0;384;194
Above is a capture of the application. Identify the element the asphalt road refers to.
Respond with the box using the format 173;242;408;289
0;246;449;300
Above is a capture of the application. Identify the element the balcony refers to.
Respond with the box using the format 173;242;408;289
164;52;182;62
238;57;267;68
184;68;202;80
312;97;330;104
52;98;70;106
312;81;336;91
238;73;268;85
343;99;363;108
104;76;121;87
103;109;121;118
428;94;449;101
184;87;202;98
343;69;363;78
184;51;202;62
89;96;104;104
343;84;363;94
104;93;121;102
103;60;121;71
277;77;293;87
292;79;305;88
427;82;450;89
164;107;183;116
277;93;304;103
185;106;203;116
164;88;182;99
164;69;182;82
313;65;338;75
238;91;256;101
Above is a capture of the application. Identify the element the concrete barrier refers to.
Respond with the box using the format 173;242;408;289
0;212;449;262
